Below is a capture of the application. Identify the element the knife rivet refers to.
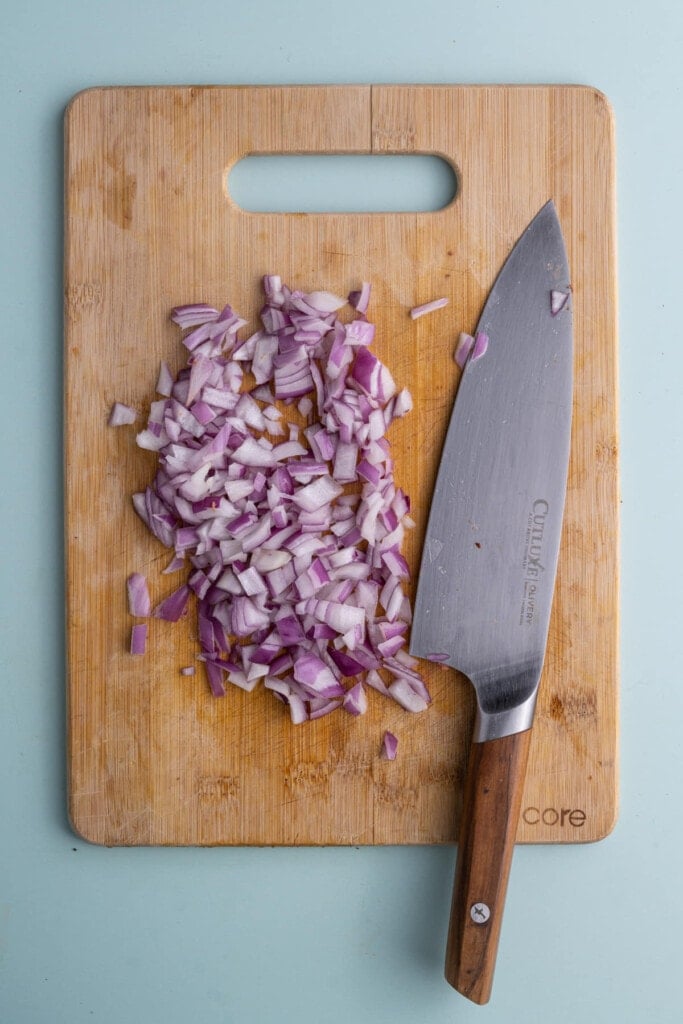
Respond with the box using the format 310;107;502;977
470;902;490;924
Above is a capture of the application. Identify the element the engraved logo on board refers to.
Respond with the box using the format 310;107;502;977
522;806;586;828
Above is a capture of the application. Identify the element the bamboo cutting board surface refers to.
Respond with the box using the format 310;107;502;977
64;85;618;846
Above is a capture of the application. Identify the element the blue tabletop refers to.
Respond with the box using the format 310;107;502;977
3;1;681;1022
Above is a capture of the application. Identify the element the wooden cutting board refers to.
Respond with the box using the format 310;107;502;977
64;85;618;846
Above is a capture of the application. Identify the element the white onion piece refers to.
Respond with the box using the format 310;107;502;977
109;402;137;426
128;277;430;724
387;678;429;713
305;290;347;313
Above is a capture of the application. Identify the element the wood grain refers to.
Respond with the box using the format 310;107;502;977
64;85;618;846
445;731;532;1004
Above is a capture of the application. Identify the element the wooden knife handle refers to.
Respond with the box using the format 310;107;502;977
445;728;532;1004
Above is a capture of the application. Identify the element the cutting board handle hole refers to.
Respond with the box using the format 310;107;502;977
227;155;458;213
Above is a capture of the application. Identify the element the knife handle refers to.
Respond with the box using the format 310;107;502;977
445;728;532;1004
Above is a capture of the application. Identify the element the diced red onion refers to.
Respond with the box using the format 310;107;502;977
125;276;429;726
304;291;347;313
387;678;429;713
471;331;489;362
162;555;186;574
180;665;196;676
171;303;220;328
351;347;396;403
109;402;137;427
127;573;151;616
156;361;174;396
309;698;342;720
130;623;147;655
391;388;413;417
292;475;343;513
382;730;398;760
454;332;474;369
348;281;371;315
409;297;448;320
550;289;570;316
293;652;345;698
205;659;226;697
343;681;368;716
153;584;191;622
365;669;390;695
345;320;375;347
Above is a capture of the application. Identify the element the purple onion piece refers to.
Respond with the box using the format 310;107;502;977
471;331;489;362
127;573;151;617
409;297;448;320
454;332;474;369
130;624;148;655
550;289;570;316
382;731;398;760
153;585;191;622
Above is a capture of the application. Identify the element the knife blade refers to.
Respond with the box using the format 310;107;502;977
409;200;573;1004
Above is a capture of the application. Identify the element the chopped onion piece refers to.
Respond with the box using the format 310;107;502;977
351;347;396;403
471;331;489;362
180;666;196;676
171;303;220;328
130;624;147;655
392;388;413;417
382;730;398;760
550;289;570;316
454;332;474;369
109;402;137;426
292;475;343;513
387;678;429;713
127;573;151;617
153;585;191;622
343;681;367;716
348;281;371;314
156;361;174;396
305;290;347;313
410;297;448;320
294;653;345;698
365;669;390;696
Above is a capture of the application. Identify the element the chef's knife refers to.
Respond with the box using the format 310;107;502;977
409;201;573;1004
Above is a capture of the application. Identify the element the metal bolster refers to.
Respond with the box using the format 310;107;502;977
473;689;539;742
471;660;542;742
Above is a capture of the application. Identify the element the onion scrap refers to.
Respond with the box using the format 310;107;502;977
382;730;398;760
109;402;137;426
125;277;429;724
130;624;147;655
454;330;489;368
550;289;570;316
409;297;449;320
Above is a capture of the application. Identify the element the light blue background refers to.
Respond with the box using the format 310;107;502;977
2;1;680;1021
